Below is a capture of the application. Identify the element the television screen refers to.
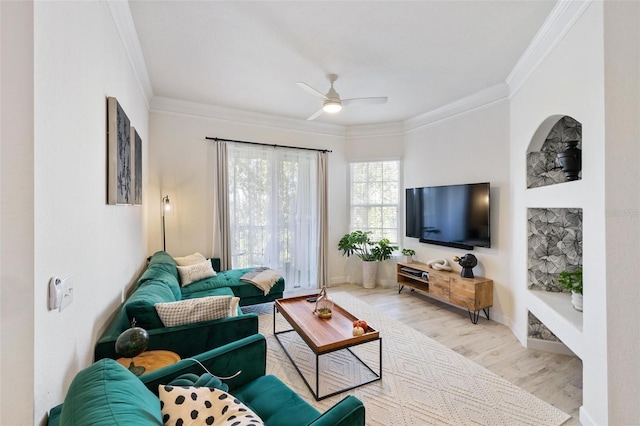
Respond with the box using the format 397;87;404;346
405;182;490;249
405;188;422;239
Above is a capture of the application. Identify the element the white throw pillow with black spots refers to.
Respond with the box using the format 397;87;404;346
158;385;263;426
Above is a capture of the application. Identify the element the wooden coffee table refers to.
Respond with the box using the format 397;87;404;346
274;295;381;400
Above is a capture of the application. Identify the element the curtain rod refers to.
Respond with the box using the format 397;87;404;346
206;137;332;153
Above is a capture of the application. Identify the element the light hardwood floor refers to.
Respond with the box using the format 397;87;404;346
330;282;583;424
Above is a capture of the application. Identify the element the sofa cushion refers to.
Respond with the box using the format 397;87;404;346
155;295;238;327
137;264;182;300
149;251;178;267
177;260;217;287
233;375;321;426
125;281;179;329
159;385;263;426
59;359;161;425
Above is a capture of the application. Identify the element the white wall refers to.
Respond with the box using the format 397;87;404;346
26;2;149;424
147;104;349;285
602;1;640;423
402;102;511;325
510;3;609;424
1;2;35;425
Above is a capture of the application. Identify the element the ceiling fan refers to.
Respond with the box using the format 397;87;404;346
296;74;388;121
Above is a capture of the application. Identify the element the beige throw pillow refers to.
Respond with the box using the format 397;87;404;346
173;252;207;266
155;295;237;327
177;260;216;287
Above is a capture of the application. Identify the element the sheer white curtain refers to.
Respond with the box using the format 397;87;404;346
227;143;319;291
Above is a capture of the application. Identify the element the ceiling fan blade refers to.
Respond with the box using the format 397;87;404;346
296;81;328;100
306;108;324;121
342;97;388;106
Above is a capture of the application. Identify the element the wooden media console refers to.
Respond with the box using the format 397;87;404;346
396;261;493;324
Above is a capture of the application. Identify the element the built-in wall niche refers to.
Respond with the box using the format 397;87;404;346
528;311;560;341
528;207;583;292
526;116;582;189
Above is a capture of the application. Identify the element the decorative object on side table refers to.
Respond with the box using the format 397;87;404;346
427;258;453;271
556;267;583;311
352;319;368;336
557;139;582;181
115;319;149;376
454;254;477;278
399;248;416;263
338;230;398;289
314;286;333;319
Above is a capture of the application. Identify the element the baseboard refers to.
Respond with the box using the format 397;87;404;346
527;337;577;356
579;405;596;426
329;276;347;286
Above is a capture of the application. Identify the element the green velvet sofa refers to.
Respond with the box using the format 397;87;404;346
49;334;365;426
94;251;284;360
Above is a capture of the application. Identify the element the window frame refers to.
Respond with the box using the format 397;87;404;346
347;159;402;245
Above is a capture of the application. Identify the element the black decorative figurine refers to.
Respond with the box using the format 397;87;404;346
557;140;582;181
454;254;477;278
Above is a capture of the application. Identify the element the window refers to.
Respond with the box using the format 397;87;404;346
227;143;318;291
349;160;400;243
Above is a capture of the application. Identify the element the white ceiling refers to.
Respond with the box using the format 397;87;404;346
128;1;556;127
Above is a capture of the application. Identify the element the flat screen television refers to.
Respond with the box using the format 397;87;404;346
405;182;491;250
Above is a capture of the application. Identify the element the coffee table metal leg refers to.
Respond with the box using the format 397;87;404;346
275;331;382;400
316;353;320;398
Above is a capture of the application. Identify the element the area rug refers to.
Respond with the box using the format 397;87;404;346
244;292;571;426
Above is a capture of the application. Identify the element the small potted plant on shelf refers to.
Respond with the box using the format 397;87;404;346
556;267;583;311
338;230;398;289
399;248;415;263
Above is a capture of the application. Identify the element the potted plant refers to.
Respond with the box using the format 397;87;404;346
399;248;415;263
556;267;583;311
338;231;398;288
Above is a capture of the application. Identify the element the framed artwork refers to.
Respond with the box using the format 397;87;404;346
107;97;131;205
131;127;142;205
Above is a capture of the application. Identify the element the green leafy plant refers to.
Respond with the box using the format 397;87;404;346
338;231;398;262
401;248;415;257
556;268;583;294
372;238;398;261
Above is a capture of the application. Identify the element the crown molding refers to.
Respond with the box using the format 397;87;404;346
105;1;592;139
403;83;510;133
150;97;347;137
106;0;154;105
506;0;592;97
346;122;405;138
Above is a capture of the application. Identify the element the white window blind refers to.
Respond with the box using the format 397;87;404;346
349;160;400;243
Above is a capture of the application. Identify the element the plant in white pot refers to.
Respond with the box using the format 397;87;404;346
399;248;416;263
338;231;398;289
556;267;583;311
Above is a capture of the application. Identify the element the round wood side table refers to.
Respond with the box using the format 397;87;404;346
116;350;180;376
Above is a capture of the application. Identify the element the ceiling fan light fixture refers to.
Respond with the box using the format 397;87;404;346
323;100;342;113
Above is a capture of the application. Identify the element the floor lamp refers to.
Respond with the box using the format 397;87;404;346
162;195;171;252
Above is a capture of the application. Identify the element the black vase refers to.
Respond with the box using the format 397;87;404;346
557;140;582;181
